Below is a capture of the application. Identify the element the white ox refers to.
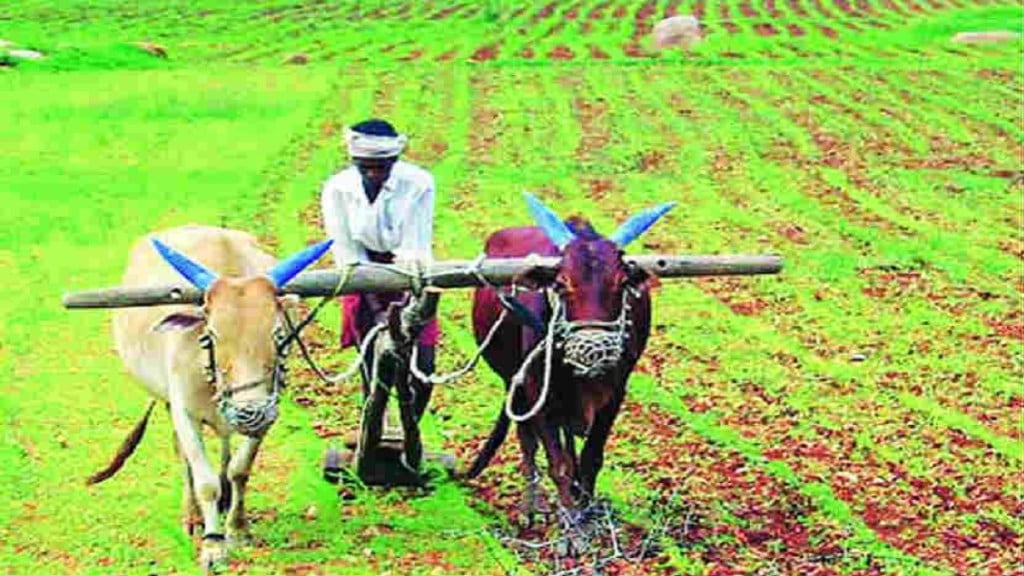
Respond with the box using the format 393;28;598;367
90;225;331;572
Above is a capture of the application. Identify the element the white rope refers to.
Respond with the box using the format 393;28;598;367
407;253;507;386
305;323;386;385
504;296;561;423
409;308;508;386
295;254;541;390
283;263;370;387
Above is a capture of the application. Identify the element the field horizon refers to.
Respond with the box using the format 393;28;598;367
1;1;1021;575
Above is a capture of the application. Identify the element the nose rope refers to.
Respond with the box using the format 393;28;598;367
556;288;635;378
503;286;638;423
505;296;561;423
201;325;289;438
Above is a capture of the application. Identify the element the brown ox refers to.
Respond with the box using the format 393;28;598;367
93;225;331;572
463;194;673;520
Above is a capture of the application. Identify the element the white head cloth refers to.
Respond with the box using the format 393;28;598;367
345;127;408;159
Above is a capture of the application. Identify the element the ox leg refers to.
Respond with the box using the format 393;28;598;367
226;434;263;546
578;392;624;504
537;419;576;513
168;391;227;571
515;422;548;526
538;420;589;556
218;437;232;514
563;425;584;503
174;430;201;536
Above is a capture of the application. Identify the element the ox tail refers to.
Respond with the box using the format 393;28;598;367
86;400;157;486
457;408;511;480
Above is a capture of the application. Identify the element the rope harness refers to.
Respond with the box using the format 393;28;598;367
283;257;638;426
556;287;638;378
503;286;637;422
199;316;292;438
292;257;512;389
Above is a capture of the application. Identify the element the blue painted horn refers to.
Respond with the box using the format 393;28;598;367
608;202;676;248
151;237;333;291
266;239;334;288
523;192;576;249
151;238;219;291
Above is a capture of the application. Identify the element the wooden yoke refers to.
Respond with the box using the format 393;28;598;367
62;255;783;309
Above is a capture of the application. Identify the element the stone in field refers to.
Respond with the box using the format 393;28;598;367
652;15;703;50
951;31;1021;44
8;49;44;60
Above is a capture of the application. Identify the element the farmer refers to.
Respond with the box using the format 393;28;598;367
320;118;438;421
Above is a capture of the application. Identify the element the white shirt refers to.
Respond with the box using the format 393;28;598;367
320;160;435;266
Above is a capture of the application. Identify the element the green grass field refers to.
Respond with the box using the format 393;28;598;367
1;1;1021;574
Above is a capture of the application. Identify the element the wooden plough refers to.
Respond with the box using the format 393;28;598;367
64;253;782;488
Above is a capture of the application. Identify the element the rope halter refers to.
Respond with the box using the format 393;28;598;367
199;318;291;438
553;287;637;379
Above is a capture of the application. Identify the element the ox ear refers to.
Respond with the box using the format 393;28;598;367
608;202;677;248
151;311;205;333
151;238;218;291
523;192;576;250
267;239;334;288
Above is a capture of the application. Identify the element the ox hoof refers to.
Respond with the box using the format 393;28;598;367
519;485;551;526
200;535;229;574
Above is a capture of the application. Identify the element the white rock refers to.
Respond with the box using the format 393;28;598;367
951;31;1021;44
653;15;703;50
9;49;44;60
0;39;13;48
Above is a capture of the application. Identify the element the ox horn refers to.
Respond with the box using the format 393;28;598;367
151;238;219;291
267;239;334;288
523;192;576;250
608;202;677;248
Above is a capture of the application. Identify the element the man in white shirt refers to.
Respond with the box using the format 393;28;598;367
320;119;439;421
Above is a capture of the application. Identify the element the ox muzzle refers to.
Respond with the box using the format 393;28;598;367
553;288;637;379
218;394;279;438
201;329;288;438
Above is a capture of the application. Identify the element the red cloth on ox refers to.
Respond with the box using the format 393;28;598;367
337;249;440;349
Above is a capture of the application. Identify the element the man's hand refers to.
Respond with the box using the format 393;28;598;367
393;257;430;296
363;292;396;325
